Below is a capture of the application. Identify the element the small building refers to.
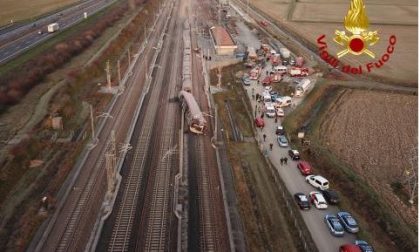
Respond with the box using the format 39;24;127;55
209;26;238;56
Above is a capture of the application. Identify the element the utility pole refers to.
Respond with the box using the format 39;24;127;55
117;60;121;85
144;25;148;44
105;60;111;89
89;104;95;141
128;47;131;67
106;130;117;193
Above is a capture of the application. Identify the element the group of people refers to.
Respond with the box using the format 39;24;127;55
280;157;288;165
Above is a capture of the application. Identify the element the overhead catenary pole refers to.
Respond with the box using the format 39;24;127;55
117;60;121;85
90;104;95;141
128;47;131;67
105;60;111;89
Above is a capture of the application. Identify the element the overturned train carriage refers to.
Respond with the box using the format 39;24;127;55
179;91;206;134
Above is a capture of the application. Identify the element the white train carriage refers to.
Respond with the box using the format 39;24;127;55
182;77;192;92
183;20;190;30
179;91;206;134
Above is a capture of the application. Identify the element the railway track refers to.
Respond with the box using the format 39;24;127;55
106;1;180;251
56;144;108;252
32;1;172;251
186;3;231;250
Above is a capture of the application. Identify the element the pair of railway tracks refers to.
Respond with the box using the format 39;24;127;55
107;1;180;251
185;7;231;250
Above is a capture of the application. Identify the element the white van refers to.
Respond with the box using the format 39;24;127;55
305;175;329;190
273;65;287;74
275;96;292;107
265;103;276;117
295;79;311;97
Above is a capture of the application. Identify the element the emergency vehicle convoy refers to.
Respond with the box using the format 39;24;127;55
179;20;206;134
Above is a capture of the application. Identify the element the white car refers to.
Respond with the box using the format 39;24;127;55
309;191;328;209
264;86;272;92
305;175;329;190
276;107;284;117
265;103;276;117
275;96;292;107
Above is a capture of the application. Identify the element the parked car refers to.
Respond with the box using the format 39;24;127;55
324;214;345;237
305;175;329;190
297;161;312;175
270;91;279;101
242;75;251;86
264;85;272;92
337;211;359;233
339;244;362;252
290;57;296;66
275;125;285;135
262;76;271;86
255;117;264;128
294;193;310;210
276;107;284;117
309;191;328;209
265;103;276;117
354;240;374;252
320;189;340;205
277;135;288;147
288;149;300;160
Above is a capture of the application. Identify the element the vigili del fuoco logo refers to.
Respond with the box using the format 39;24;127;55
316;0;396;74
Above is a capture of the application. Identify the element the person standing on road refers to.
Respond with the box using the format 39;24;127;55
263;134;267;142
269;143;273;151
285;157;288;164
280;158;284;165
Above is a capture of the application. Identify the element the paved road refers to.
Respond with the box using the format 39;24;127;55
226;5;358;250
244;74;356;252
0;0;116;65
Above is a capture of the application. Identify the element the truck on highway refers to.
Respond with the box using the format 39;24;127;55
47;23;59;33
295;79;311;97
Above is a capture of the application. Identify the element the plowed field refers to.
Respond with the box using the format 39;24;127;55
318;89;417;226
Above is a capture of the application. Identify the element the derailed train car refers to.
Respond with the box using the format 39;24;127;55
179;91;207;134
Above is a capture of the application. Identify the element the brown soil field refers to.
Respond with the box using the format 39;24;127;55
250;0;418;84
292;3;417;24
0;0;78;26
298;0;415;4
317;89;418;226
